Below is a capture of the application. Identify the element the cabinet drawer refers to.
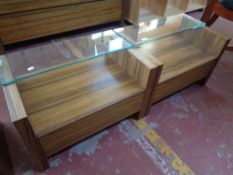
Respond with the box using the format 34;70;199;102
0;0;122;44
0;0;102;15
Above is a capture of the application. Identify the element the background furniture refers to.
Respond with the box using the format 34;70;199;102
0;123;13;175
201;0;233;51
0;0;124;54
125;0;206;24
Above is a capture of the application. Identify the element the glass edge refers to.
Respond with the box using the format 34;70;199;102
1;43;134;87
0;15;206;87
135;25;205;47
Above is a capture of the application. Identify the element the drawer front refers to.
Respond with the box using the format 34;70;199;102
0;0;102;15
0;0;122;44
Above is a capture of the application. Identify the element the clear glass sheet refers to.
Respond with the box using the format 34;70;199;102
114;14;205;45
0;30;133;86
0;14;205;86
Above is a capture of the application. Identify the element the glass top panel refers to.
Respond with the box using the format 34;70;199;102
0;14;205;86
114;14;205;45
0;30;133;86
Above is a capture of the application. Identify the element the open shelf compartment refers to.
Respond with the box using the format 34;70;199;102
3;48;160;156
18;54;143;155
127;27;230;103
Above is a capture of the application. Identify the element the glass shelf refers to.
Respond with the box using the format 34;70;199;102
114;14;205;45
0;14;205;86
0;30;133;86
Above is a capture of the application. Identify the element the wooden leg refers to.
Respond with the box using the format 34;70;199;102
201;0;215;23
0;124;13;175
14;119;49;171
197;77;210;86
138;65;163;119
207;13;219;26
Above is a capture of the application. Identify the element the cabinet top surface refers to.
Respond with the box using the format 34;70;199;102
0;14;205;86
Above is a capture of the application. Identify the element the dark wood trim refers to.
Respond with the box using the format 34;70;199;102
138;65;163;119
0;124;13;175
207;13;219;26
14;118;49;171
121;0;126;26
201;0;215;23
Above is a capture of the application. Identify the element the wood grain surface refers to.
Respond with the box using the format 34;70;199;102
0;0;122;44
1;55;27;122
16;46;162;156
130;28;229;103
0;0;102;15
124;0;140;24
125;0;206;23
18;56;144;138
40;93;143;156
14;118;49;171
124;49;163;117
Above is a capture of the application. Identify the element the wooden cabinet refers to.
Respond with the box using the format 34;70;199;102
0;4;229;172
2;26;229;171
0;0;123;46
3;50;160;170
1;28;162;170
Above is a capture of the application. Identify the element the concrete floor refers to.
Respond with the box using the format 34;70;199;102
0;12;232;175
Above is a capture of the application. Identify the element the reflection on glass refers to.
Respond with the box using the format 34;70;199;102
0;14;205;86
138;0;205;23
114;14;205;45
0;30;133;86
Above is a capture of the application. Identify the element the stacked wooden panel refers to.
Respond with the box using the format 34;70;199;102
0;0;123;49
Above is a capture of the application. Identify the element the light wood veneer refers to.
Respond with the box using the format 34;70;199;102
2;27;229;171
0;0;102;15
6;48;160;158
18;57;144;138
129;28;230;104
0;0;123;45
